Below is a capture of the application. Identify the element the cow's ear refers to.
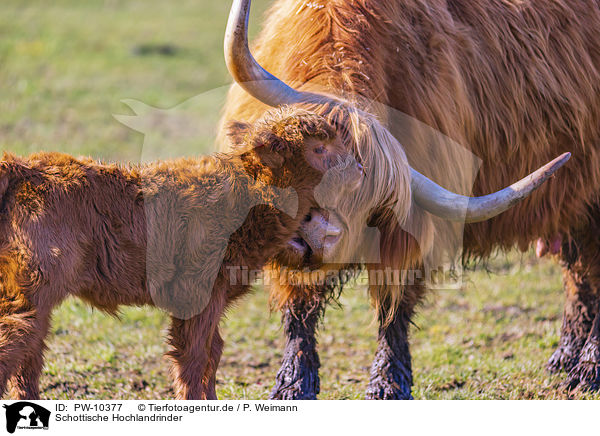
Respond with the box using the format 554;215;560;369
226;121;252;149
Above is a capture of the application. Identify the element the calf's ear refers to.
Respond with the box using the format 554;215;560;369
226;120;252;150
252;143;285;168
239;141;285;173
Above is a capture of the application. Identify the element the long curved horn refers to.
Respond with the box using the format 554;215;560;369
225;0;332;107
224;0;572;224
411;152;571;223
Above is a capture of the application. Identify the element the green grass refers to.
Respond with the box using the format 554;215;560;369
1;0;597;400
0;0;271;160
31;251;599;400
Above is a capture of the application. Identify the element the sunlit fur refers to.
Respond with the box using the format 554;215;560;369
220;0;600;322
228;97;434;325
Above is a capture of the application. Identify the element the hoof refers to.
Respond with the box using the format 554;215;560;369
365;382;413;400
564;340;600;392
269;349;320;400
547;343;581;374
365;360;413;400
565;364;600;392
269;385;318;400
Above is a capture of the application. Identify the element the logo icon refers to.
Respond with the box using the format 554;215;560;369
3;402;50;434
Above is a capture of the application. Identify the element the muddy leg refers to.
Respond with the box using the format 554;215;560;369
270;297;322;400
547;268;596;373
548;238;598;373
566;306;600;391
365;305;413;400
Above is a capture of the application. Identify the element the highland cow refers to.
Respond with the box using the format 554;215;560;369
219;0;581;399
0;107;363;400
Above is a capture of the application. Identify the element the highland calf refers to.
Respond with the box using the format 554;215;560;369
0;107;362;400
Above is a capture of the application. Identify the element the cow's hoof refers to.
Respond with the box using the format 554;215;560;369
270;387;317;400
547;342;581;374
365;381;413;400
565;340;600;392
269;352;319;400
365;360;413;400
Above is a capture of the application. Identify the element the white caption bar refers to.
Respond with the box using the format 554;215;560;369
0;400;594;436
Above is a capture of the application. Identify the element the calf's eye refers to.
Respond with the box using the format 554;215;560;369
313;145;326;154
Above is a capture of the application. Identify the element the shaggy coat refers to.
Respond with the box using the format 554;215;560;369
220;0;600;396
223;0;600;267
0;108;360;400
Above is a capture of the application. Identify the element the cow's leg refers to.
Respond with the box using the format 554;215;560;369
270;295;322;400
363;203;428;400
8;316;51;400
566;305;600;391
365;303;414;400
547;267;596;373
547;236;598;373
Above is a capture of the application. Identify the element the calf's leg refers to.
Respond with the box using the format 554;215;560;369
8;317;51;399
202;328;224;398
0;300;50;399
168;316;214;400
167;294;226;400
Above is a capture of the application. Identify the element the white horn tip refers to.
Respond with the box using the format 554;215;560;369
555;152;571;166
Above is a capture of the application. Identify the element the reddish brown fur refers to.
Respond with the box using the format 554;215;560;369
0;107;358;400
220;0;600;317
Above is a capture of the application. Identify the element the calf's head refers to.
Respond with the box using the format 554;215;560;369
227;106;363;210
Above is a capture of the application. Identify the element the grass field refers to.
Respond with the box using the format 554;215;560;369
1;0;597;400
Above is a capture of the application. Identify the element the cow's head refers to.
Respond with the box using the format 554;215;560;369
224;0;571;270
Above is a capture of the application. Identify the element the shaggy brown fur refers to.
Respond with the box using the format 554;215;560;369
0;107;361;400
220;0;600;396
